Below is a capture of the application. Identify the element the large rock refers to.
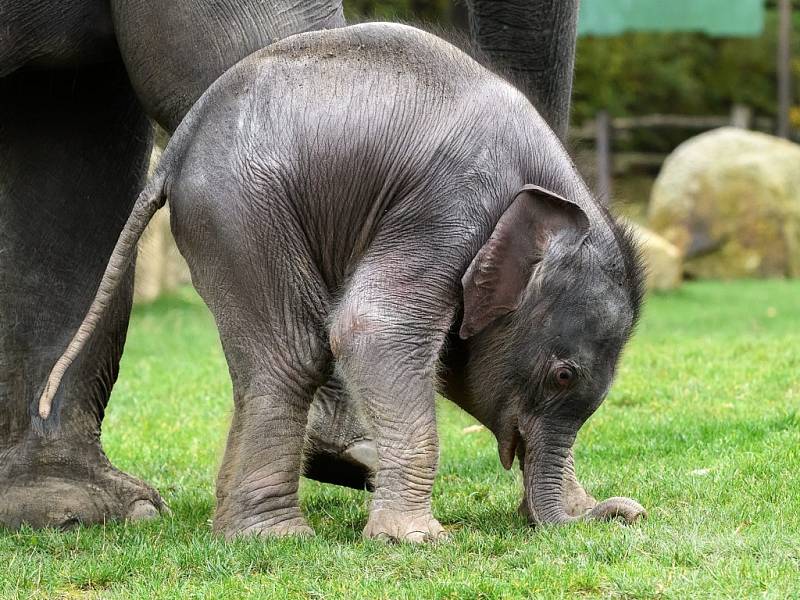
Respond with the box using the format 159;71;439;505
133;139;191;304
626;222;682;291
648;127;800;279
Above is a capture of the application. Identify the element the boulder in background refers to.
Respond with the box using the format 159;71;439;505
648;127;800;279
626;221;682;291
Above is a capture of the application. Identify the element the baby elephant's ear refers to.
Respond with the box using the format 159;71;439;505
459;185;590;339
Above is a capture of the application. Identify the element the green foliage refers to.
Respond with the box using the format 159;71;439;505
2;281;799;597
575;10;798;129
350;3;796;148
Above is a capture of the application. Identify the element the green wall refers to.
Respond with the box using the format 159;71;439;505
578;0;764;37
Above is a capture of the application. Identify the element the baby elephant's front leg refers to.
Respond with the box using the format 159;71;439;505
363;385;444;543
332;311;447;543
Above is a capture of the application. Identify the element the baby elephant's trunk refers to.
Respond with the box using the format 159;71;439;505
37;171;169;419
524;420;581;525
523;418;648;525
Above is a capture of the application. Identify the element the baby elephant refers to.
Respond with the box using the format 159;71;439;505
39;23;646;541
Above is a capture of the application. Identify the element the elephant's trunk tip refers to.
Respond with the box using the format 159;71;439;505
588;497;647;523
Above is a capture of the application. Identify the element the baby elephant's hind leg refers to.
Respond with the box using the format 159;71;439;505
212;321;330;540
189;259;330;539
172;177;336;539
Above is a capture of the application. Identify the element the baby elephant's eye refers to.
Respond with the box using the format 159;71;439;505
553;365;576;388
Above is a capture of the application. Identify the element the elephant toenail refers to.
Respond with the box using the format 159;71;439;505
128;500;159;521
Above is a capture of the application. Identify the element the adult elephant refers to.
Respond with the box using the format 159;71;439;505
0;0;590;530
0;0;360;530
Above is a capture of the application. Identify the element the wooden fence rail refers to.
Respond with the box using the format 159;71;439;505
572;104;777;198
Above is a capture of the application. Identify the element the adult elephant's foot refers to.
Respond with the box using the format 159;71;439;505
0;441;165;530
363;509;447;543
0;60;162;532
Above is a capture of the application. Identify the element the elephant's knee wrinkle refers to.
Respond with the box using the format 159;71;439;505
329;303;389;361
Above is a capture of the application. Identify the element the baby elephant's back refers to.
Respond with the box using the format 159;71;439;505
175;26;483;212
259;22;485;93
166;22;498;288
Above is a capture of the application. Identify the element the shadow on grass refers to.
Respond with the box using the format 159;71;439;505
301;476;527;541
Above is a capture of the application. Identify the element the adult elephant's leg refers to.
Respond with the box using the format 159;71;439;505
111;0;346;131
0;62;165;529
465;0;579;139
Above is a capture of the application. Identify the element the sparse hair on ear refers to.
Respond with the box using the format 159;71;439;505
460;185;589;339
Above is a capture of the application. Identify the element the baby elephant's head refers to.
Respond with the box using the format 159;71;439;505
459;185;644;524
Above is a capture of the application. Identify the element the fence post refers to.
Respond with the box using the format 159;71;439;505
777;0;792;138
596;110;612;201
730;104;752;129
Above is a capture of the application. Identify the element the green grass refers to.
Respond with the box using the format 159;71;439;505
2;280;799;599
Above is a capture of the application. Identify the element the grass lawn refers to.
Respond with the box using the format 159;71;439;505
2;280;799;598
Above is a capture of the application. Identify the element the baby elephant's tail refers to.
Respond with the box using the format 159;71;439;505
38;170;169;419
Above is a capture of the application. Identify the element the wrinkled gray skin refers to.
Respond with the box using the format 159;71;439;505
40;24;646;541
110;0;344;132
1;0;601;531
